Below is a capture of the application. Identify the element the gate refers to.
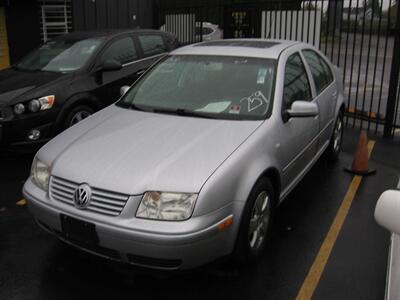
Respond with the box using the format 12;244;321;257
158;0;400;137
158;7;203;45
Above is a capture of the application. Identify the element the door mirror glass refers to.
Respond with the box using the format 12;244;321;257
120;85;130;96
284;101;318;121
375;190;400;234
100;59;122;72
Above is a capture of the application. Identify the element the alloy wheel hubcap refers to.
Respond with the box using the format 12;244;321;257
70;110;91;127
333;118;343;153
248;191;271;250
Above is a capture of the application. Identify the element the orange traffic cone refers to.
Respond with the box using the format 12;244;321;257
345;131;376;176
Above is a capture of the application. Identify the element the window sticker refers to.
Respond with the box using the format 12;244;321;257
229;104;241;114
240;91;269;112
196;101;231;113
257;68;268;84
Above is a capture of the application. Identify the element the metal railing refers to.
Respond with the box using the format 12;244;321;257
39;1;72;43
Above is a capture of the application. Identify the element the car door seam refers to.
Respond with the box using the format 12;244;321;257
282;119;333;174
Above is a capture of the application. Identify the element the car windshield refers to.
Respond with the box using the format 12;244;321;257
119;55;276;120
16;37;105;73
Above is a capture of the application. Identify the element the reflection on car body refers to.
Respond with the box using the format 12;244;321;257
23;39;345;270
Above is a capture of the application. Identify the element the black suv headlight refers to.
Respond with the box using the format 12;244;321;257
13;95;55;115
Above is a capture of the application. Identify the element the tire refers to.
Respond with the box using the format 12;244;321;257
327;110;344;161
63;105;94;129
233;177;275;266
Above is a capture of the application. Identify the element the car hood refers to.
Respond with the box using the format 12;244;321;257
43;105;263;195
0;68;65;106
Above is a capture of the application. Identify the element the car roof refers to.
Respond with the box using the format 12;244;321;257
171;39;301;59
53;29;168;42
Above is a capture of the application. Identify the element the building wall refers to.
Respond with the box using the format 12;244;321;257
72;0;155;31
1;0;41;65
156;0;302;10
0;7;10;69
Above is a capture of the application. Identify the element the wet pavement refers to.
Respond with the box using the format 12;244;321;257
0;128;399;300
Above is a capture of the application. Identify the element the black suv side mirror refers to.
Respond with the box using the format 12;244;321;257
99;59;123;72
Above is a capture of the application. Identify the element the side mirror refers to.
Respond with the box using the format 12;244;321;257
99;59;122;72
283;101;319;122
120;85;130;97
375;190;400;234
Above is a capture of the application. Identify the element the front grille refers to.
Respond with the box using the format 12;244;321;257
127;254;182;269
49;176;129;216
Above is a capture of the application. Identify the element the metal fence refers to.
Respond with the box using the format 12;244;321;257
158;7;204;45
159;0;400;137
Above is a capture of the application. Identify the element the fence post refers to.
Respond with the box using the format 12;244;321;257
384;2;400;138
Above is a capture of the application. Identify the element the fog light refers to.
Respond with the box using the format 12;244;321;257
14;103;25;115
28;129;41;141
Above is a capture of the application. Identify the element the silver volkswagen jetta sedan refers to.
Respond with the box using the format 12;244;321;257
23;39;345;270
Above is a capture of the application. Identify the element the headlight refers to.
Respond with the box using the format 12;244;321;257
14;103;25;115
38;95;55;110
31;157;50;191
28;99;41;112
13;95;55;115
136;192;197;221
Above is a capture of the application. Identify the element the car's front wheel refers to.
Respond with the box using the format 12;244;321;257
63;105;94;129
234;177;275;265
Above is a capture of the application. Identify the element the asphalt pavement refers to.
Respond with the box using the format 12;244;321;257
0;128;399;300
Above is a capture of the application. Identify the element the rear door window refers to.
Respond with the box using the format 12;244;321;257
138;35;167;57
302;49;334;95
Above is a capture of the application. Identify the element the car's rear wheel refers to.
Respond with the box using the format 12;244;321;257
327;110;344;161
234;177;275;265
64;105;94;129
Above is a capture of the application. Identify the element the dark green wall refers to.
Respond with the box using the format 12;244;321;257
72;0;155;31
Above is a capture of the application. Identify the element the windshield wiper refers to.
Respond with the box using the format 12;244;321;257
129;103;152;112
152;107;219;119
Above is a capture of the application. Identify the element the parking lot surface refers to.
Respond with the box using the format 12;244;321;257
0;128;399;300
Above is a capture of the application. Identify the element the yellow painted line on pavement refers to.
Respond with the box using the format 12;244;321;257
16;199;26;206
296;140;375;300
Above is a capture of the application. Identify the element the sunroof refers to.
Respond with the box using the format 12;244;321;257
195;40;280;49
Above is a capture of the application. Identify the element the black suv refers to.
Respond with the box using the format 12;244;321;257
0;29;178;150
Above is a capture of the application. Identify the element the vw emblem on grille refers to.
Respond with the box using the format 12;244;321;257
73;184;92;209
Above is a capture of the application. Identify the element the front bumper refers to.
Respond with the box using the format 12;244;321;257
23;178;244;270
0;111;56;150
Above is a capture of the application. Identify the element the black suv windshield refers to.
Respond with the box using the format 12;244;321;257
119;55;276;120
16;37;105;73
